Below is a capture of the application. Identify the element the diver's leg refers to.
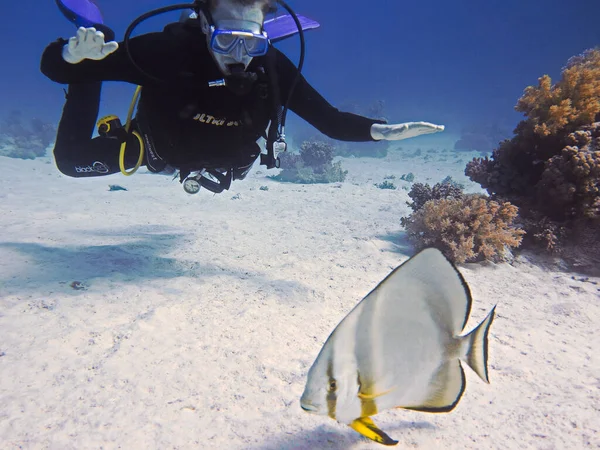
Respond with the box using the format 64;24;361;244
53;82;140;177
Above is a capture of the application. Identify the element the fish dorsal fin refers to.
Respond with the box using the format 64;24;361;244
402;359;466;412
368;248;473;335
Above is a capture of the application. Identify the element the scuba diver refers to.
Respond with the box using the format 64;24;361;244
41;0;445;194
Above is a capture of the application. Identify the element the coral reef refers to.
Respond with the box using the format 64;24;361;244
270;140;348;184
400;180;524;263
0;110;56;159
516;49;600;137
401;194;525;264
463;48;600;269
465;48;600;221
537;124;600;219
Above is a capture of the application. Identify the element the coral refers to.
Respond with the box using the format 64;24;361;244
277;151;302;170
516;48;600;137
536;123;600;219
401;194;525;263
440;175;465;189
465;47;600;225
518;211;566;252
0;110;56;159
406;180;464;212
270;141;348;184
375;180;396;190
300;140;334;171
400;173;415;182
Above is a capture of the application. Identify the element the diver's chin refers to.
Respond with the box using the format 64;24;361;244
215;57;252;76
225;63;248;76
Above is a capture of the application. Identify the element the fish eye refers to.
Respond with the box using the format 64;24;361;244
328;379;337;392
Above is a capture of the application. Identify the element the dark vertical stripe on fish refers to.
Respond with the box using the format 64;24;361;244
357;371;378;417
326;354;337;419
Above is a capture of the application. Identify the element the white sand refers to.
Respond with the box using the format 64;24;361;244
0;142;598;449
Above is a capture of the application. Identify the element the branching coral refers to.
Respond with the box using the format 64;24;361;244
300;140;334;171
406;180;464;212
465;47;600;224
277;151;301;170
270;140;348;184
401;195;525;263
516;48;600;137
537;123;600;219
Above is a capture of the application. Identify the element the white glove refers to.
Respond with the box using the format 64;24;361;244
62;27;119;64
370;121;445;141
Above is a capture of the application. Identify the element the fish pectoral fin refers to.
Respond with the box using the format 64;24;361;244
349;417;398;446
357;386;396;400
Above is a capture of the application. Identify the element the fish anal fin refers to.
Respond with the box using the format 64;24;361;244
401;360;466;413
349;417;398;446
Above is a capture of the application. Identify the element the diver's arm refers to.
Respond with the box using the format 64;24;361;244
275;50;384;142
40;30;180;85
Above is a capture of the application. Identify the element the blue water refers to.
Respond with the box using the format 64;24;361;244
0;0;599;136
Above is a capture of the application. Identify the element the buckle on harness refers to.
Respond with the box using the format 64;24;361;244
97;115;128;142
182;169;233;194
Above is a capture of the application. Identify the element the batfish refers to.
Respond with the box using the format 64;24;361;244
300;248;496;445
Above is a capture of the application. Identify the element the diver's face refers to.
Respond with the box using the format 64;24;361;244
202;0;266;76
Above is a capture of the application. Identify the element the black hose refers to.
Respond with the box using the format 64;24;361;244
273;0;305;135
123;3;196;84
123;0;306;138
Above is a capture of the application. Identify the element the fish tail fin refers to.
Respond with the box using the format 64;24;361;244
462;305;496;383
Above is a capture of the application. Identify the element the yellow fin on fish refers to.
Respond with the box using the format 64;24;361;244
358;386;396;400
349;417;398;446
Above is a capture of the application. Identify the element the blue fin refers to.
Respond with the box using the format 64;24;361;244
264;14;320;43
55;0;104;28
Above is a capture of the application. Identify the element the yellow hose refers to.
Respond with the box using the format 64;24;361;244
119;86;144;176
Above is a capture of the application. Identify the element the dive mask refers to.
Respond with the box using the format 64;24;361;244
209;25;270;57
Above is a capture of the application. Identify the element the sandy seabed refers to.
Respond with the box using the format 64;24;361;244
0;140;598;449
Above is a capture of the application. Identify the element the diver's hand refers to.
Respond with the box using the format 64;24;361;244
370;122;445;141
62;27;119;64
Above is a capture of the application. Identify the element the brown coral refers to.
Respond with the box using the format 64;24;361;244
401;194;525;264
516;48;600;137
536;122;600;219
406;180;464;212
466;47;600;225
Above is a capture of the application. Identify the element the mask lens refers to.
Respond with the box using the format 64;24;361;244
213;32;238;52
244;37;268;56
211;27;268;56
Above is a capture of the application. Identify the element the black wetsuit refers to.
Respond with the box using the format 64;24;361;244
40;20;383;181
